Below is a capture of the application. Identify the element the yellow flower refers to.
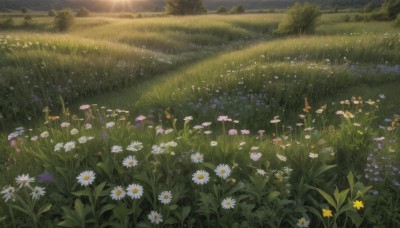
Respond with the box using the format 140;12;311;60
353;200;364;210
322;208;333;218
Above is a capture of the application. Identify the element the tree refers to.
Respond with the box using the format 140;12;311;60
381;0;400;19
54;9;74;32
48;9;57;17
275;2;321;35
21;7;28;13
165;0;206;15
364;2;375;13
216;6;227;14
229;5;245;14
76;7;90;17
23;15;35;26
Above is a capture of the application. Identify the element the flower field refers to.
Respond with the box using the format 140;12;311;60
1;11;400;227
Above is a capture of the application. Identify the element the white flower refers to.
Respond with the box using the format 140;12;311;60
1;186;16;202
217;115;231;122
164;129;174;134
215;164;231;180
204;130;212;135
78;136;88;144
31;136;39;141
309;153;319;159
122;155;138;168
210;141;218;146
193;125;204;130
70;128;79;135
111;145;123;153
15;174;35;188
126;141;143;152
250;152;262;161
192;170;210;185
79;104;90;110
158;191;172;204
64;141;76;152
276;154;287;162
297;217;311;227
202;122;212;127
257;169;267;176
221;197;236;209
40;131;49;138
54;142;64;152
305;135;311;140
191;152;204;163
241;129;250;135
106;122;115;128
110;186;126;200
126;183;143;199
184;116;193;122
228;129;238;135
60;122;70;128
76;170;95;187
239;141;246;147
30;186;45;200
85;123;92;129
165;141;177;147
148;210;163;224
151;145;165;155
251;146;259;151
270;116;281;124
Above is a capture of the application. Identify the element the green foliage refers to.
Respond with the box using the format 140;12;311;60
1;17;14;28
48;9;57;17
165;0;207;15
54;9;75;32
76;7;90;17
23;15;35;27
216;6;227;14
275;2;322;35
229;5;245;14
21;7;28;13
381;0;400;19
364;1;376;13
395;13;400;24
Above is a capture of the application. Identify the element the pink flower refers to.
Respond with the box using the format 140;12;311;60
79;104;90;110
228;129;238;135
241;129;250;135
217;116;232;122
135;115;146;121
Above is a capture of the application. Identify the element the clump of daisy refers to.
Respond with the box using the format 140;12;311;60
64;141;76;152
111;145;123;153
76;170;95;187
215;164;231;180
122;155;138;168
158;191;172;204
221;197;236;209
191;152;204;164
192;170;210;185
148;210;163;224
15;174;35;188
126;141;143;152
126;183;143;199
30;186;46;200
110;186;126;200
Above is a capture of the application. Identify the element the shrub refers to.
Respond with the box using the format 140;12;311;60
165;0;207;15
275;2;321;35
76;7;90;17
381;0;400;19
216;6;227;14
1;17;14;28
364;2;376;13
395;13;400;24
54;9;74;32
21;7;28;13
229;5;245;14
48;9;57;17
23;15;35;26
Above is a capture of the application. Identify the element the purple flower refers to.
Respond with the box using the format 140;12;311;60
38;172;54;183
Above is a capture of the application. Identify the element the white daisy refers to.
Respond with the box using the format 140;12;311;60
148;210;163;224
60;122;70;128
64;141;76;152
30;186;46;200
40;131;49;138
158;191;172;204
110;186;126;200
1;186;16;202
221;197;236;209
297;217;311;227
126;183;143;199
126;141;143;152
151;145;165;155
215;164;231;180
210;141;218;146
192;170;210;185
191;152;204;163
76;170;95;187
256;169;267;176
122;155;138;168
308;152;319;159
106;122;115;128
15;174;35;188
111;145;123;153
70;128;79;135
250;152;262;161
54;142;64;152
184;116;193;122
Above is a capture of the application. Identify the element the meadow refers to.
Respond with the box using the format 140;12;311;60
0;11;399;227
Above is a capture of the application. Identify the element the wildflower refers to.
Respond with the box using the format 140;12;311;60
241;129;250;135
76;170;95;187
165;141;177;147
309;153;318;159
31;136;39;141
305;135;311;139
192;170;210;185
239;141;246;147
210;141;218;146
158;191;173;204
106;122;115;128
1;186;16;202
191;152;204;163
184;116;193;122
228;129;238;135
16;174;35;188
70;128;79;135
148;210;163;224
78;136;88;144
270;116;281;124
215;164;231;180
40;131;49;138
217;115;231;122
379;94;385;99
322;208;333;218
79;104;90;110
297;217;310;227
38;172;54;183
111;145;123;153
126;183;143;199
151;145;165;155
85;123;92;129
202;122;212;127
60;122;70;128
193;125;203;130
164;129;174;134
257;169;267;176
258;130;265;136
126;141;143;152
250;152;262;161
54;142;64;152
64;141;76;152
221;197;236;209
135;115;146;121
110;186;126;200
122;155;138;168
204;130;212;135
30;186;46;200
276;154;287;162
353;200;364;210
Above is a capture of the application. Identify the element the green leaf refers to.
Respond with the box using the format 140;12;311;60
38;203;52;214
96;162;111;179
314;188;337;210
347;210;364;227
113;204;128;223
57;220;76;227
181;206;191;222
347;171;354;189
164;217;179;225
99;204;115;217
268;191;281;201
74;198;85;222
337;189;349;210
93;181;107;200
73;188;90;197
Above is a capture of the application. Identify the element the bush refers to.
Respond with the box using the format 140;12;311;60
76;7;90;17
23;15;35;26
364;2;376;13
395;13;400;24
165;0;207;15
48;9;57;17
1;17;14;28
275;2;321;35
54;9;74;32
381;0;400;19
216;6;227;14
229;5;245;14
21;7;28;13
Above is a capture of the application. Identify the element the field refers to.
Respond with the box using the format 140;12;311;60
0;11;400;227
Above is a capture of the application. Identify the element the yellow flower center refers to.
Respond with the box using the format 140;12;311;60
226;201;231;206
21;180;27;183
83;175;90;181
164;195;169;199
132;188;138;193
197;174;204;179
220;169;225;174
115;189;122;196
129;161;134;165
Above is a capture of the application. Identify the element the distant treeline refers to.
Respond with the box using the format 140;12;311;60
0;0;385;12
